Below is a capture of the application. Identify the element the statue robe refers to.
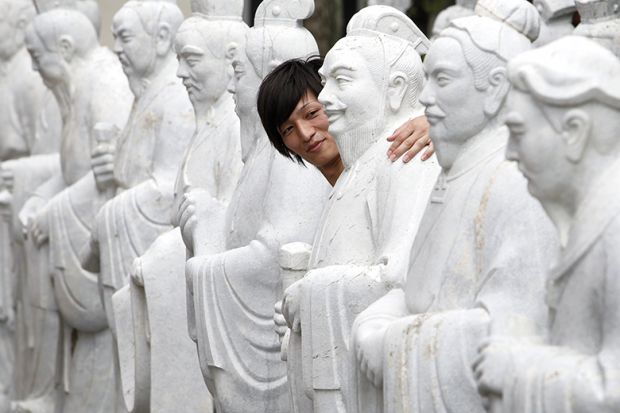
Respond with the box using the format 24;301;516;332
187;134;330;413
290;116;440;413
33;47;132;413
362;128;556;413
113;93;241;413
500;159;620;413
92;60;194;337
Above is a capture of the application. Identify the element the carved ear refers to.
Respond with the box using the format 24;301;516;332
225;43;239;62
387;71;409;113
483;67;510;118
561;109;591;163
57;35;75;62
156;23;172;56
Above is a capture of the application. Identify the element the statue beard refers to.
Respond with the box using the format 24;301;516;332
127;73;149;99
334;116;386;168
50;77;73;123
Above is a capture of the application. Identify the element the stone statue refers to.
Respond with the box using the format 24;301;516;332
112;1;247;411
432;0;477;38
574;0;620;57
75;1;192;411
473;35;620;413
0;0;61;409
82;0;193;342
278;6;439;413
532;0;576;46
19;5;132;413
352;8;558;413
183;0;331;410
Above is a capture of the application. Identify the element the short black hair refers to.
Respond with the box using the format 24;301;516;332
257;56;324;164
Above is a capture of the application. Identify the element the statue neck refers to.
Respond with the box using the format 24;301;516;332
130;53;176;99
194;90;228;127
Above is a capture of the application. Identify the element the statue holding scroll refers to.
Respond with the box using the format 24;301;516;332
353;6;557;413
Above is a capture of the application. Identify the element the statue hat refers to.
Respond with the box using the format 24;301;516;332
346;5;430;55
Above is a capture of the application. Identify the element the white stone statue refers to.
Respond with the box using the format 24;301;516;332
432;0;477;38
183;0;331;410
532;0;576;46
352;9;558;413
0;0;61;410
19;5;132;413
574;0;620;57
75;1;191;410
82;1;193;342
111;1;247;412
473;35;620;413
277;6;439;413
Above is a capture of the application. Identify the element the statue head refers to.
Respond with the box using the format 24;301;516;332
574;0;620;58
230;0;318;120
112;1;184;89
420;12;534;170
25;8;98;88
75;0;101;37
505;36;620;214
0;0;36;61
318;5;428;166
175;1;247;111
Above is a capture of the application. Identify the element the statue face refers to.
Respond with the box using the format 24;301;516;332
175;27;228;108
228;49;261;118
505;89;571;205
318;41;383;138
112;7;157;81
280;91;340;169
25;29;66;87
420;37;489;170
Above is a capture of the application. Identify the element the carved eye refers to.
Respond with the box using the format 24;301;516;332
336;75;352;87
187;58;200;68
436;74;451;87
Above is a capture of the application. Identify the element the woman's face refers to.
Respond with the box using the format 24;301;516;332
279;91;341;170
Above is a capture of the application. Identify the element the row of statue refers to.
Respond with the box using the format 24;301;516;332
0;0;618;412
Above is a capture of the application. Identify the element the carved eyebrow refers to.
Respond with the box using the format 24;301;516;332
430;62;460;76
180;45;205;56
330;64;355;76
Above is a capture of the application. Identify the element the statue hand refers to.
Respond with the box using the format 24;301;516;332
386;115;434;163
472;336;514;408
131;257;145;287
273;300;289;343
91;143;116;191
30;208;50;247
354;318;387;388
178;189;220;251
19;196;46;239
282;278;306;333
